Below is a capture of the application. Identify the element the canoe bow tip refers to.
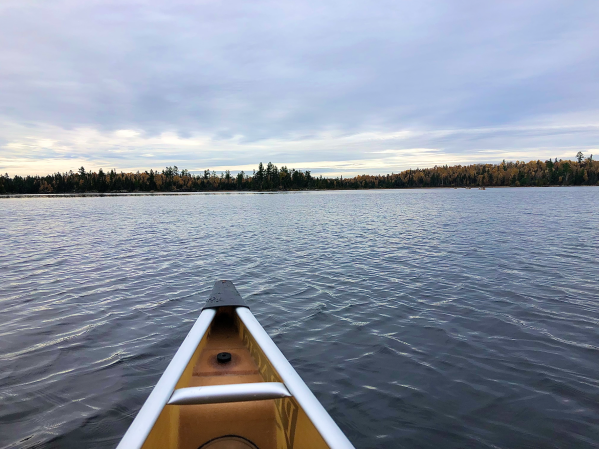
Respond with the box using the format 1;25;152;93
203;280;249;310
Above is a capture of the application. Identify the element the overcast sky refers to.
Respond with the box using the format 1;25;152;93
1;0;598;176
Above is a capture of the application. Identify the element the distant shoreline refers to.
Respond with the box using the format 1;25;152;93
2;184;596;199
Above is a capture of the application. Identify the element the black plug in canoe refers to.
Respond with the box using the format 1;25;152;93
116;280;355;449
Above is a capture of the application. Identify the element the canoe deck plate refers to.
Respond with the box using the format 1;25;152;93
203;280;249;310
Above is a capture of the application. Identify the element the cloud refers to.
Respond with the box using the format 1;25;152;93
1;0;599;175
2;121;596;176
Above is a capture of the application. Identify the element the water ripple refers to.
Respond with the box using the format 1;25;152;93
1;188;599;448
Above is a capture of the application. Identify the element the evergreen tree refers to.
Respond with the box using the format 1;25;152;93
256;163;265;190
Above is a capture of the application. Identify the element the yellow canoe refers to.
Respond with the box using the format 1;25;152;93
117;280;355;449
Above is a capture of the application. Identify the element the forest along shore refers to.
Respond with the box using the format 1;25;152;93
1;155;597;194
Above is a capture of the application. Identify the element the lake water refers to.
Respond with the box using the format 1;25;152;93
1;187;598;449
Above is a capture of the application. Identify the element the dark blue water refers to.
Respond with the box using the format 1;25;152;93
1;188;598;448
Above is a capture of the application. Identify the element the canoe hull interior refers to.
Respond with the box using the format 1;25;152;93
140;307;329;449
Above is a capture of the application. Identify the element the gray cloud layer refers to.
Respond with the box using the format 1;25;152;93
1;0;598;175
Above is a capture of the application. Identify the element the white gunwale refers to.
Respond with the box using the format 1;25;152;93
116;308;216;449
236;307;355;449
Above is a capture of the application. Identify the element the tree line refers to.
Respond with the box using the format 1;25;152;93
1;153;597;194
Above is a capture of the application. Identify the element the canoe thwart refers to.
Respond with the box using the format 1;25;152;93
167;382;291;405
